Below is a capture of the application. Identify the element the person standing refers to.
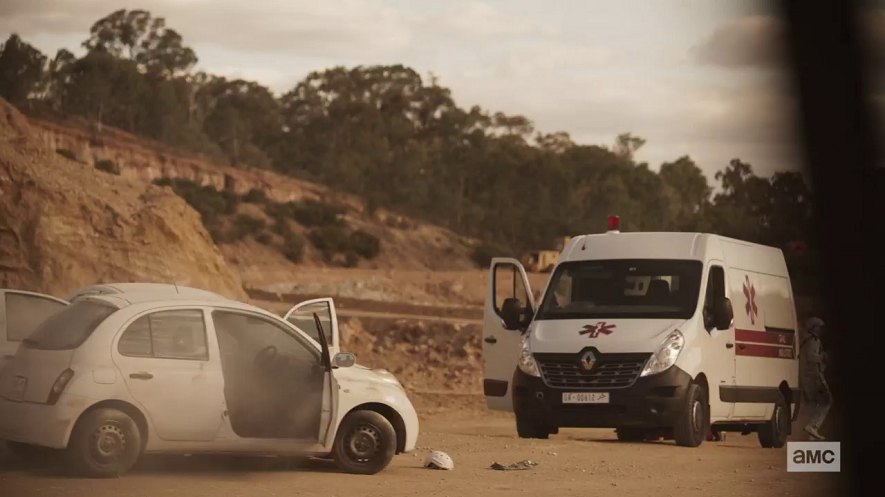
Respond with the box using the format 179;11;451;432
801;317;831;440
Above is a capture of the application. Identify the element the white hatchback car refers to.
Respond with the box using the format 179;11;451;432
0;285;418;477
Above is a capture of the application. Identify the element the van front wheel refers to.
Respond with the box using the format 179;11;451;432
758;396;789;448
673;384;708;447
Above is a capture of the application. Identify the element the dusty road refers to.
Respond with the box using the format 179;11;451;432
0;395;839;497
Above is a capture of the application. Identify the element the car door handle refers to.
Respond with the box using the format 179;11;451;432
129;372;154;380
484;336;498;344
725;343;734;349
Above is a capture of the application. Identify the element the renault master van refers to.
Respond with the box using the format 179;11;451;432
482;218;800;447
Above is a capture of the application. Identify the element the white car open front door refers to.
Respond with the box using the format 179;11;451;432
284;298;340;356
483;258;535;411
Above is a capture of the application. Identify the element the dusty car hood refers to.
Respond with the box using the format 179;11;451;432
333;363;404;389
529;318;683;354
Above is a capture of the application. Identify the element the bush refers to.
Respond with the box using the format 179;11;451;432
470;241;512;268
229;214;265;241
349;230;381;259
281;231;305;262
308;226;351;261
153;178;239;224
255;232;273;245
94;159;120;175
242;188;268;204
56;148;78;162
269;199;344;228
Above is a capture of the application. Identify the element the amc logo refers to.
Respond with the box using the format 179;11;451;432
787;442;840;472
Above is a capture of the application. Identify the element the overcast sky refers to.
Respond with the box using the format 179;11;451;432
0;0;805;179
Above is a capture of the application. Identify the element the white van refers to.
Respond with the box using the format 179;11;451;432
483;220;800;447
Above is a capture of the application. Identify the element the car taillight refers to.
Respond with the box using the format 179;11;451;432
47;369;74;405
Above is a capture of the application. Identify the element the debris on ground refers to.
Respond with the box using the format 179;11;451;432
423;450;454;470
490;460;539;471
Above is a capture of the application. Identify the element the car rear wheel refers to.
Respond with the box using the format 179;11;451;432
66;408;142;477
332;410;396;475
758;396;789;448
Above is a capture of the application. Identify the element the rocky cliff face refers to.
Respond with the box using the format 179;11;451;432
0;99;246;299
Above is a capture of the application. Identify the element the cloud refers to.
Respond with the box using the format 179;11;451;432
427;2;558;40
692;15;786;69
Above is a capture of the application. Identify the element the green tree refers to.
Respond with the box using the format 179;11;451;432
84;9;197;78
0;34;47;108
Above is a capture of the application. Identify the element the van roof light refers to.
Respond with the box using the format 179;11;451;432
607;215;620;233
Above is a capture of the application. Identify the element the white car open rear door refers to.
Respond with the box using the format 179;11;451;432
283;298;340;356
0;290;68;371
483;258;535;411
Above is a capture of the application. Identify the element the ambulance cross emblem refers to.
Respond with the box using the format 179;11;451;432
579;322;616;338
743;275;758;325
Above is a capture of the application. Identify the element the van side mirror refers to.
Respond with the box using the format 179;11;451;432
501;298;523;330
715;297;734;330
333;352;355;368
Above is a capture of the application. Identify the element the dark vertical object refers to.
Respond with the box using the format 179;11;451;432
779;1;884;494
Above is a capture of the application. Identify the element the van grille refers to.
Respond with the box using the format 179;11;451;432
534;352;651;390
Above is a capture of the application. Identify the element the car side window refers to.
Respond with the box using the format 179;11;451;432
703;266;726;331
286;301;334;345
4;293;67;341
212;310;319;366
118;310;208;360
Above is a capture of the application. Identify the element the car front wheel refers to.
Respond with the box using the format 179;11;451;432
66;408;142;478
332;410;396;475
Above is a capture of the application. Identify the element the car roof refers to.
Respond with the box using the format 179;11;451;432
68;283;228;302
81;291;271;315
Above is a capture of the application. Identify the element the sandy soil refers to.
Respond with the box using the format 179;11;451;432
0;396;840;497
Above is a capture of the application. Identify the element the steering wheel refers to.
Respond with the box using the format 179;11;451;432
253;345;278;370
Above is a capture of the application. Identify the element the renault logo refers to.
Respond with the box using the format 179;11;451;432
580;351;597;371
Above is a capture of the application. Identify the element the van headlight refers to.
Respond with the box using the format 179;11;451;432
640;330;684;377
517;335;541;377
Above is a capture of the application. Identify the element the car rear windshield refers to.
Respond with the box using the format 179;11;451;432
536;259;703;320
22;301;117;351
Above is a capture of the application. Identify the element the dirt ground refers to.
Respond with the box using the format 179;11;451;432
0;394;839;497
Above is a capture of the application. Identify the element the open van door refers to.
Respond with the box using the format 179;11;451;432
483;258;535;411
0;290;68;370
284;298;340;356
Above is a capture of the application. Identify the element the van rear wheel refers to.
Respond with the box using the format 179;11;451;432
758;396;789;448
66;408;142;477
673;383;709;447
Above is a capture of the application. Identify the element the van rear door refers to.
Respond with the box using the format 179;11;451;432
483;258;535;411
0;300;115;403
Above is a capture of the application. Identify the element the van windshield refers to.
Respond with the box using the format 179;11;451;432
536;259;703;320
23;301;117;350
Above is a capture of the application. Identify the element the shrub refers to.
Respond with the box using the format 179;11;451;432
269;199;344;228
255;232;273;245
309;226;351;260
281;231;305;263
94;159;120;175
242;188;268;204
229;214;265;241
348;230;381;259
470;241;512;268
153;178;239;224
56;148;78;162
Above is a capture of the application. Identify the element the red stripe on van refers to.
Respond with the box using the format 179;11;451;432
735;329;794;346
735;343;795;359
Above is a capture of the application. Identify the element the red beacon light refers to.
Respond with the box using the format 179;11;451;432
607;215;621;233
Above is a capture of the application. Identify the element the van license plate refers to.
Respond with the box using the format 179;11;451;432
562;392;609;404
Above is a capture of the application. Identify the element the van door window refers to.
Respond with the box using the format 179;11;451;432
5;293;67;341
493;263;531;316
118;310;208;360
703;266;726;331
